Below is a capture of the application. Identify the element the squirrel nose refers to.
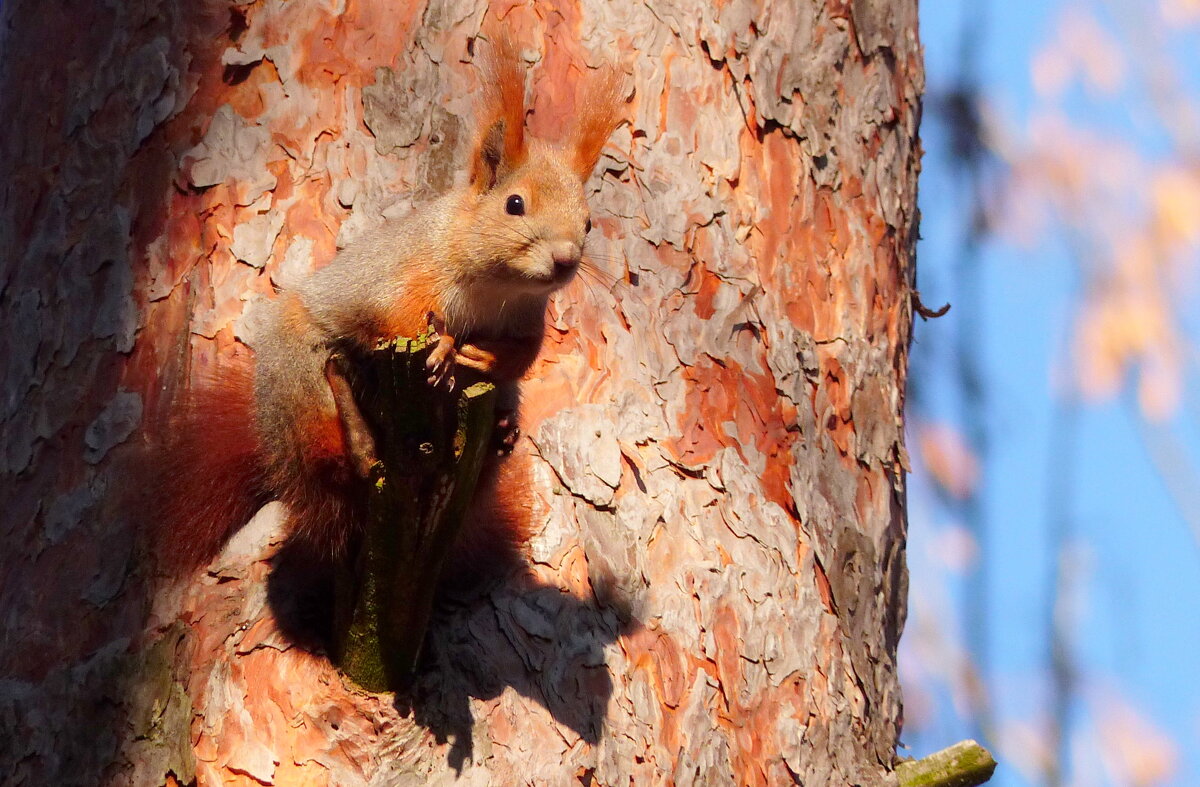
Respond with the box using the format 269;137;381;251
550;242;581;270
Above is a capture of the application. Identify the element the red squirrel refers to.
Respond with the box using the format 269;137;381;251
157;35;625;573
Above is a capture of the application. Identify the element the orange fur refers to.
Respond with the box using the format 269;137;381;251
569;65;627;179
444;447;536;588
151;361;268;570
378;272;444;340
264;421;362;558
149;354;360;569
153;355;531;575
470;31;529;187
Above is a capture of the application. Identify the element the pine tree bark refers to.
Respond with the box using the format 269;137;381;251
0;1;921;785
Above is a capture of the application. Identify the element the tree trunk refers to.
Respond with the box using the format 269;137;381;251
0;1;921;785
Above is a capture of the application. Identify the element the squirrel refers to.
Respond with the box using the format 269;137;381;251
155;34;626;576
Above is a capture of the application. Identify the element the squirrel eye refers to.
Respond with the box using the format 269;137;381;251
585;218;593;234
505;194;525;216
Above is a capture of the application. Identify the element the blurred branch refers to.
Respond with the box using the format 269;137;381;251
945;33;995;749
919;1;1002;748
1038;229;1095;787
1132;401;1200;550
1043;388;1080;787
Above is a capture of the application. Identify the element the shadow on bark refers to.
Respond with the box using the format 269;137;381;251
268;542;636;771
0;0;256;783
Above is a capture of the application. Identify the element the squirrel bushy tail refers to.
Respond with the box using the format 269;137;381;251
151;360;269;570
444;446;536;587
152;355;528;578
152;356;364;571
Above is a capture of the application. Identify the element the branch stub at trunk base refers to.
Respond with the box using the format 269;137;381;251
332;333;497;693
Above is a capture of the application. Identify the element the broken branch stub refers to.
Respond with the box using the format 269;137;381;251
332;333;497;692
896;739;997;787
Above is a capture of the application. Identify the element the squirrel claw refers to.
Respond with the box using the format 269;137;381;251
426;331;457;391
426;372;455;392
494;412;520;455
454;343;500;377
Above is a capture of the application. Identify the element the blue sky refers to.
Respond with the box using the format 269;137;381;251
906;1;1200;785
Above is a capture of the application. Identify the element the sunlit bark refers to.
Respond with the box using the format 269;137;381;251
0;1;921;784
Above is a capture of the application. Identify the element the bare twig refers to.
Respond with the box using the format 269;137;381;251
913;290;952;320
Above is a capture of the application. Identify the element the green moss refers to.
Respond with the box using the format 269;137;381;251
896;740;997;787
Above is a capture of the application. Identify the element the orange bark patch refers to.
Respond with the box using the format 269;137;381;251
621;627;693;765
224;58;281;121
691;263;723;320
283;200;340;269
710;603;743;709
550;544;591;595
664;356;797;510
819;355;855;457
814;558;836;615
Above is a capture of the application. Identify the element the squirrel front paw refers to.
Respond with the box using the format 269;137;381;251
454;338;540;382
425;312;456;391
454;342;499;375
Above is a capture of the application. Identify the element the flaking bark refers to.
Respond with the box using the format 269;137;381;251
0;1;923;784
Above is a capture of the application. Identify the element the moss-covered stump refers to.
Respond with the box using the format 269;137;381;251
332;334;497;692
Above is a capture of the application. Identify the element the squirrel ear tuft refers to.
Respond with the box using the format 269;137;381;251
471;119;507;191
570;65;627;181
469;31;528;191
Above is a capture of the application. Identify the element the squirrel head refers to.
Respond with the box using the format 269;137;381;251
460;32;626;296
